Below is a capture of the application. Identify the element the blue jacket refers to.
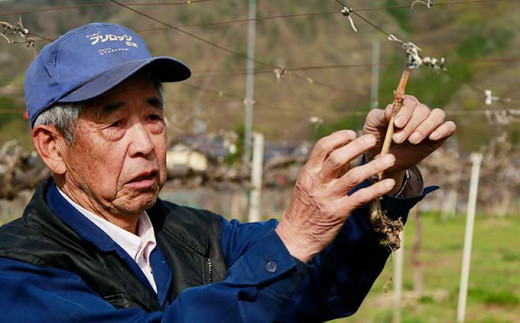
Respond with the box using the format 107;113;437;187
0;180;433;322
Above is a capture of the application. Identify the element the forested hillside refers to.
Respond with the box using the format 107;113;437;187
1;0;519;152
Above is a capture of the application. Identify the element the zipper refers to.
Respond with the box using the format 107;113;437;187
207;258;213;283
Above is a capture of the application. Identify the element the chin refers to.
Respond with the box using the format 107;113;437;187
124;190;159;213
119;198;157;216
139;191;159;205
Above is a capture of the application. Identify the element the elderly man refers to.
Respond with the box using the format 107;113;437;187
0;23;455;321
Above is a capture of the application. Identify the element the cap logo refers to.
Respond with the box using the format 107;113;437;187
85;32;138;55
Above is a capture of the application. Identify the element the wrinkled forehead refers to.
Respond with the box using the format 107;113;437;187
81;71;164;118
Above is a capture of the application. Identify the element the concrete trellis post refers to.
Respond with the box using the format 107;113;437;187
457;152;483;323
243;0;257;168
248;133;264;223
370;41;380;110
393;230;405;323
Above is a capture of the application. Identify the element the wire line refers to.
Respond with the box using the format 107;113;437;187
109;0;270;67
109;0;353;93
0;0;213;17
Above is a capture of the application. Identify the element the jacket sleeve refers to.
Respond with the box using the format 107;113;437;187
219;186;437;322
277;187;438;322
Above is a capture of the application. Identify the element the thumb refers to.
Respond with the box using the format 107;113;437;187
364;108;388;131
384;103;394;122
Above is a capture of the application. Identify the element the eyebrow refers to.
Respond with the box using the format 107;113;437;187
146;97;164;110
100;96;164;115
101;102;124;115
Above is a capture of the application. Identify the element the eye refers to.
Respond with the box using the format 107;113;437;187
148;114;163;122
110;120;123;127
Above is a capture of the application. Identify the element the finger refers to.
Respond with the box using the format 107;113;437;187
371;108;388;126
384;104;393;122
319;134;377;181
363;108;387;133
308;130;357;168
335;162;353;179
393;103;430;144
331;153;396;195
393;95;419;129
408;108;446;144
429;120;457;141
341;178;396;211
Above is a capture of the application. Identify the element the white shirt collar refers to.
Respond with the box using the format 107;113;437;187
56;187;158;292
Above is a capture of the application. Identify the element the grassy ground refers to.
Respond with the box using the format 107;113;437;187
332;212;520;322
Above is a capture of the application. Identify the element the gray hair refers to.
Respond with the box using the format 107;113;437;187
33;102;83;145
33;77;164;145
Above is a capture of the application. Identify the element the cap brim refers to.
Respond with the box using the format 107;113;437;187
58;56;191;103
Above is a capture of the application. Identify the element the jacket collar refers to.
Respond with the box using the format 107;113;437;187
46;180;118;252
44;179;158;294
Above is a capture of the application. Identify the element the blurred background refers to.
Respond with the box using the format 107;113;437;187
0;0;519;321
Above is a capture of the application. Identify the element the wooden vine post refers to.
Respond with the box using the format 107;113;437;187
369;71;410;251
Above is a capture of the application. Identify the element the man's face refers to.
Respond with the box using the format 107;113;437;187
61;74;167;217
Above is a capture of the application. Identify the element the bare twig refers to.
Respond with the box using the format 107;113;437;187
378;71;409;179
370;71;410;252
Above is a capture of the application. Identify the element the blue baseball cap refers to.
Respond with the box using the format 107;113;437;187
24;22;191;127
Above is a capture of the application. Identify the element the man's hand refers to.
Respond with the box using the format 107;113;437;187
364;95;456;195
276;130;398;263
276;97;456;263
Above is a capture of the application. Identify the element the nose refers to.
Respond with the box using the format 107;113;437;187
128;123;154;158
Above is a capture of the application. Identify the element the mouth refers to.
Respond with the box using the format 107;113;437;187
125;170;159;189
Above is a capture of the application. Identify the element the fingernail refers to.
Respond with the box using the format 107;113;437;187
409;132;421;144
393;133;404;144
395;115;406;127
346;130;357;139
382;154;395;165
364;134;376;145
385;179;396;189
429;130;439;140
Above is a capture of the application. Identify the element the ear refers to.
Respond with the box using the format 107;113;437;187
32;125;68;175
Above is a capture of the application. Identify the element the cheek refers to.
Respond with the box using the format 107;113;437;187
73;141;126;191
148;132;167;184
155;135;168;171
156;134;167;157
